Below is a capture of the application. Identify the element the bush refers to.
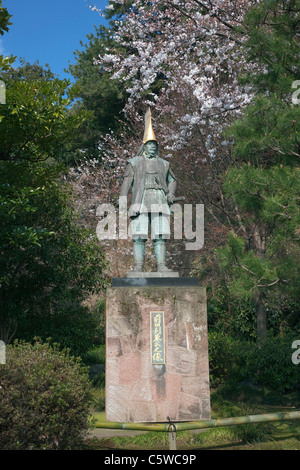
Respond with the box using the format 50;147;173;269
249;333;300;393
17;304;102;358
0;339;92;450
16;299;106;358
208;330;300;393
82;345;106;366
208;331;254;387
208;331;236;387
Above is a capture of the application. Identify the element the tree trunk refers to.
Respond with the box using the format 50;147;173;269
0;315;17;344
254;288;267;342
253;227;267;342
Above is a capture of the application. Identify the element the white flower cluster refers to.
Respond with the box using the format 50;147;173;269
92;0;259;164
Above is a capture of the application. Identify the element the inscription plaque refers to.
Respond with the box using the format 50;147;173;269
150;311;165;364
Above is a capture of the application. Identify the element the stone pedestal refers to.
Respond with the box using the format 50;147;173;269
125;271;179;278
105;278;210;423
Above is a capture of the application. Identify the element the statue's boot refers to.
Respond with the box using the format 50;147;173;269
130;238;146;272
154;238;174;272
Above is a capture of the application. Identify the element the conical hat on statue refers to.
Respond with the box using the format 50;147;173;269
143;108;157;144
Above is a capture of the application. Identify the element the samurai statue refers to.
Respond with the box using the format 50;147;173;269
120;108;179;275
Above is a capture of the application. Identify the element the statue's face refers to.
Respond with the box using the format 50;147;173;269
144;140;158;158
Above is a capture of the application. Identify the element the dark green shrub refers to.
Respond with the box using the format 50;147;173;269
209;330;300;393
82;345;106;366
16;298;106;357
208;331;254;387
249;333;300;393
208;331;236;387
0;339;92;450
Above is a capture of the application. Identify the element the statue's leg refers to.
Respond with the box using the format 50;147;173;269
132;237;146;272
130;212;148;272
154;236;173;272
152;213;173;272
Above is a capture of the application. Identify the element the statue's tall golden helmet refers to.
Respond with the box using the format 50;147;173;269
143;108;157;144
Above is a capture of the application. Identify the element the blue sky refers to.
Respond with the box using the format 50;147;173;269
1;0;109;81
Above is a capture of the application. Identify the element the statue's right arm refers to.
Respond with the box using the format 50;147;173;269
120;163;134;197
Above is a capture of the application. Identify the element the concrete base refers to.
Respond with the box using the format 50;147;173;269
105;281;211;423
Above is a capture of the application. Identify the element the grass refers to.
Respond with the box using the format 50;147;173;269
85;417;300;451
85;383;300;450
82;345;106;365
79;345;106;413
83;344;300;450
90;387;105;412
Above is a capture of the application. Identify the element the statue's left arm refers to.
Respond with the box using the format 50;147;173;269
120;163;134;197
167;167;177;204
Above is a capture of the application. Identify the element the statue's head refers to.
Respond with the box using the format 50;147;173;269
144;140;158;159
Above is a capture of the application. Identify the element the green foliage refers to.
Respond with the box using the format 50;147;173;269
249;332;300;393
209;393;276;444
103;0;135;21
2;58;56;81
0;76;86;163
208;284;300;340
208;330;300;393
91;298;106;346
0;339;92;450
90;387;105;412
208;331;235;387
0;164;105;346
208;331;254;387
217;221;299;301
227;0;300;166
82;344;106;366
0;54;15;74
0;0;11;36
16;306;103;358
208;287;257;339
225;96;300;165
240;0;300;94
0;158;106;341
0;61;107;346
223;166;300;225
0;2;15;74
218;0;300;340
67;25;128;163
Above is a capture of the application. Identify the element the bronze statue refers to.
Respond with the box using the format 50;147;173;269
120;108;179;275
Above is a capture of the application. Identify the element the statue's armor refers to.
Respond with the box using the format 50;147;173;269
120;154;176;217
141;156;169;213
119;143;177;272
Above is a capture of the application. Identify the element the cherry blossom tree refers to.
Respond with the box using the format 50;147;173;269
92;0;258;149
76;0;261;276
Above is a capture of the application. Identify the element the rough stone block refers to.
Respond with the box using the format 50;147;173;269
105;283;210;422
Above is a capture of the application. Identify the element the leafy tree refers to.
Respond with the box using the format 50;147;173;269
0;0;11;36
3;57;56;81
217;0;300;341
73;0;259;280
0;69;85;162
0;1;15;74
0;62;107;347
67;25;128;163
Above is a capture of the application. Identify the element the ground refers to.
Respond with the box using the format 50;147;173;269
85;404;300;451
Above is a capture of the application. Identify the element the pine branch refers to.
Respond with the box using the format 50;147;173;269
257;278;280;288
